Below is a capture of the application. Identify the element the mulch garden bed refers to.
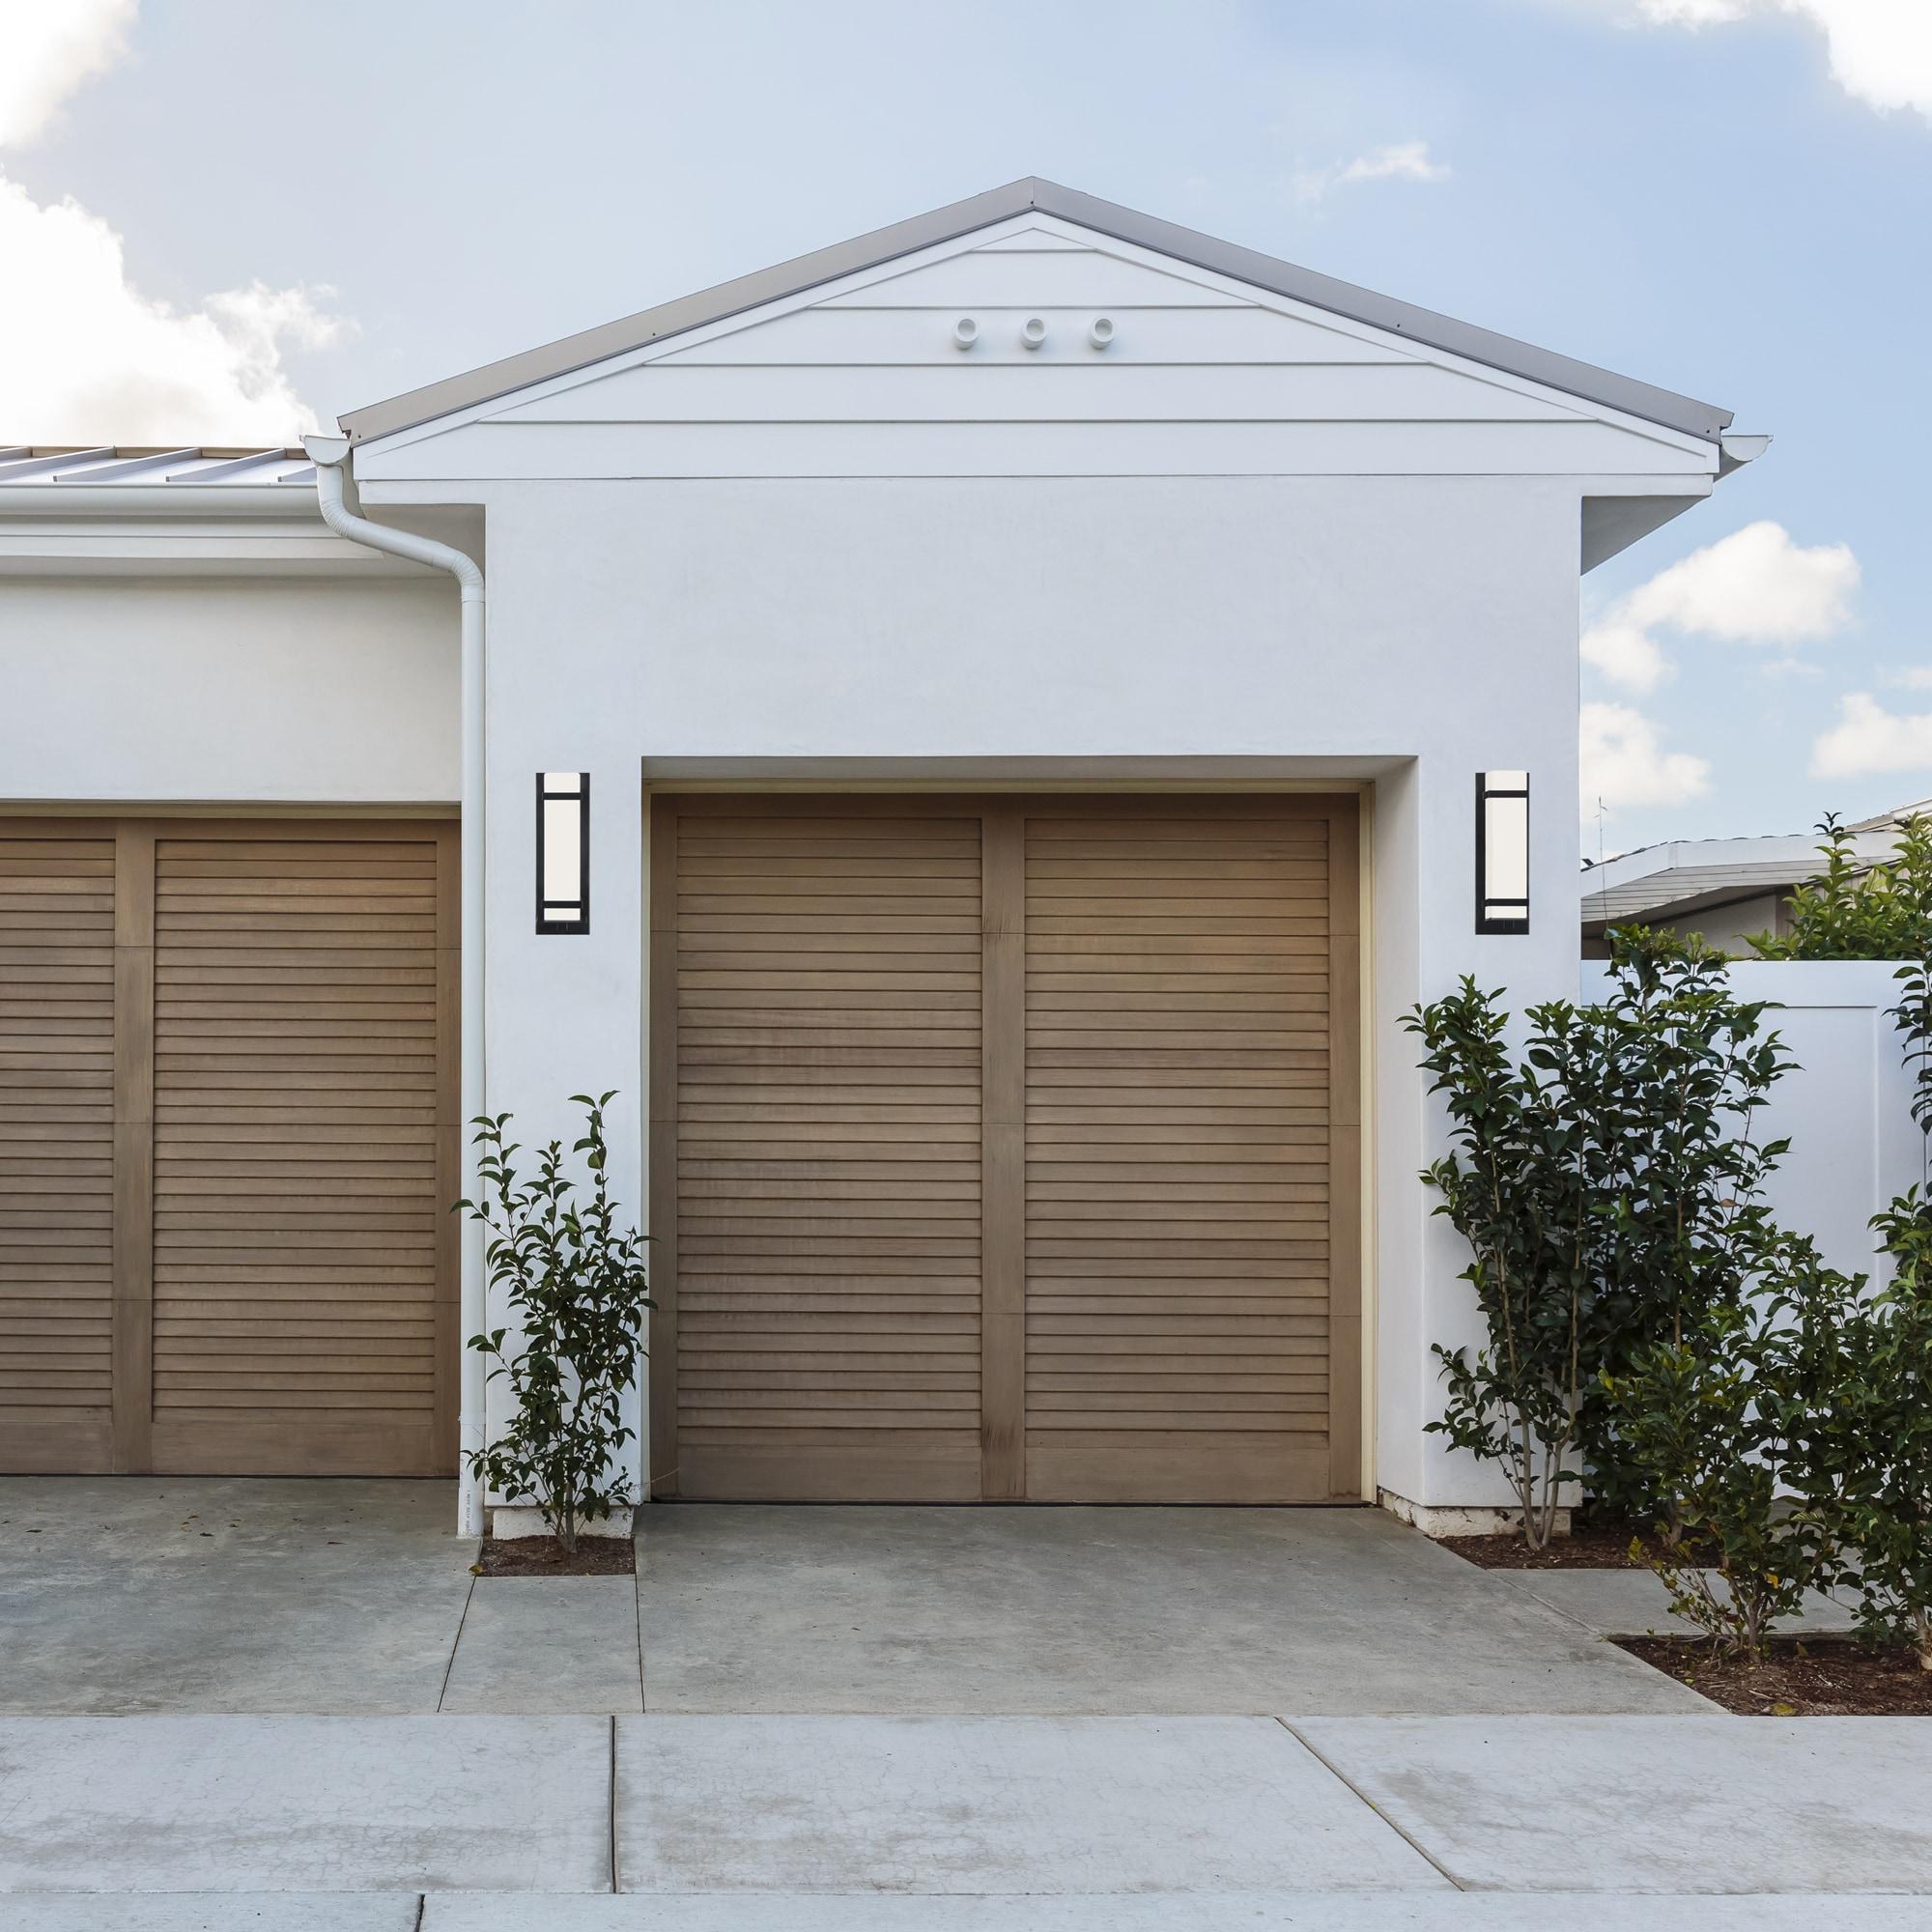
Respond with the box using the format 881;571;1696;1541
474;1534;636;1577
1438;1519;1653;1570
1617;1634;1932;1715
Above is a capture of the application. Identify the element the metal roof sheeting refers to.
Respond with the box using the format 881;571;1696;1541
0;447;315;487
1580;859;1812;930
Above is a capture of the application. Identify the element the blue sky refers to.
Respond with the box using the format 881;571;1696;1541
2;0;1926;855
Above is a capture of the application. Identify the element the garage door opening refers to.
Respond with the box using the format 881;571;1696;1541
0;818;458;1477
647;794;1361;1504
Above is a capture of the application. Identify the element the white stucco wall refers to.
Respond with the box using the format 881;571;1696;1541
456;471;1588;1506
0;575;459;802
343;206;1722;1504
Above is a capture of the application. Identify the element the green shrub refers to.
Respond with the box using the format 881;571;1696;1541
1404;980;1594;1549
1603;1236;1848;1661
1748;811;1932;962
461;1092;653;1552
1809;1198;1932;1672
1407;934;1794;1541
1574;928;1793;1518
1738;807;1932;1662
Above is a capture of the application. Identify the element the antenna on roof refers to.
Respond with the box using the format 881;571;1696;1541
1591;796;1612;933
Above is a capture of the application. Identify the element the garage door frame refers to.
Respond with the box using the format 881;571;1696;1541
0;813;460;1477
646;791;1363;1504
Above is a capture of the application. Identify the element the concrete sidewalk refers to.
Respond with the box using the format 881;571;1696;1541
14;1897;1932;1929
2;1713;1928;1916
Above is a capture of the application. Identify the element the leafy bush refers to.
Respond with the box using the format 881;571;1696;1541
461;1093;653;1552
1603;1236;1847;1661
1405;980;1592;1549
1742;810;1932;1662
1748;811;1932;962
1406;935;1794;1542
1809;1198;1932;1672
1574;928;1793;1517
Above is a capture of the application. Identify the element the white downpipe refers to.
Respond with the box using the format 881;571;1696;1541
303;435;487;1538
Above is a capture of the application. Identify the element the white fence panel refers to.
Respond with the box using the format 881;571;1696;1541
1579;959;1929;1286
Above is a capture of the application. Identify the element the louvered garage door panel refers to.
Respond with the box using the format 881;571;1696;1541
666;805;984;1499
149;833;451;1474
1022;806;1345;1502
652;794;1358;1503
0;836;117;1472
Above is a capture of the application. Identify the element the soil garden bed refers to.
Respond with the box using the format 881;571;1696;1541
1438;1519;1654;1570
474;1534;636;1577
1617;1634;1932;1715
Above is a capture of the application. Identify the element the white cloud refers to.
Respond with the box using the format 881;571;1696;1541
1580;616;1672;695
0;178;347;443
0;0;346;444
1580;521;1859;692
1634;1;1932;120
1338;142;1452;186
1580;700;1713;811
1888;667;1932;691
1626;521;1860;642
1812;694;1932;779
1293;141;1451;205
0;0;133;147
1637;0;1747;22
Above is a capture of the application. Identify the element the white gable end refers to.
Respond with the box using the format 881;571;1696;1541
355;213;1715;485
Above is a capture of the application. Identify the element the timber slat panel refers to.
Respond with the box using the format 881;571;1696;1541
1;818;456;1478
148;831;450;1474
664;805;983;1498
0;836;115;1470
1021;804;1351;1500
651;793;1360;1505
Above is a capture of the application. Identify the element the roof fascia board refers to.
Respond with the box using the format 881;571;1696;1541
0;487;325;519
1031;182;1731;442
344;179;1053;448
351;213;1057;466
360;214;1716;473
343;176;1733;451
836;213;1717;463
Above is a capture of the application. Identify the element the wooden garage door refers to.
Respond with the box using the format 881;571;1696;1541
0;833;118;1471
0;819;457;1476
650;795;1359;1503
652;802;986;1500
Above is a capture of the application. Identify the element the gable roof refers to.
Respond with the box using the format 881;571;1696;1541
339;177;1734;449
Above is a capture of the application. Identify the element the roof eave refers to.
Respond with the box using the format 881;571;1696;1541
340;176;1734;450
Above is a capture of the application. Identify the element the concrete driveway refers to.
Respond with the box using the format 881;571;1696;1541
0;1478;474;1715
3;1478;1703;1716
640;1502;1707;1714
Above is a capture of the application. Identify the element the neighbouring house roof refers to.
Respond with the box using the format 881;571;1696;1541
1579;822;1905;935
0;446;314;487
337;176;1737;449
1851;797;1932;833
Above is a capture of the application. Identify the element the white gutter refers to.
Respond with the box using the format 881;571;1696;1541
303;433;488;1540
1718;432;1772;479
0;486;327;515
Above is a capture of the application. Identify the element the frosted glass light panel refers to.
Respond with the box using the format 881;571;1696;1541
1476;771;1529;935
536;771;590;934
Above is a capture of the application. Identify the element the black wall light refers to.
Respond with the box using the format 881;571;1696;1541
1476;770;1529;936
536;771;590;934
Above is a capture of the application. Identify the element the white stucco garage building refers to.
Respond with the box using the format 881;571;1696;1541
0;179;1761;1525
